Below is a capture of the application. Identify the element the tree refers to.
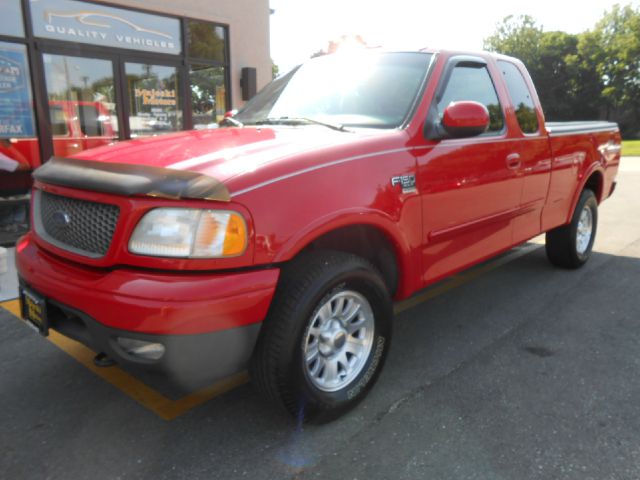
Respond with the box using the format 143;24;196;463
484;9;639;134
484;15;543;72
484;16;593;121
578;4;640;134
537;31;600;120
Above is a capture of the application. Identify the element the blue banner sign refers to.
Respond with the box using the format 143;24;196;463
0;42;35;138
30;0;182;55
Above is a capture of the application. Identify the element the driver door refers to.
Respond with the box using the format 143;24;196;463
416;57;522;284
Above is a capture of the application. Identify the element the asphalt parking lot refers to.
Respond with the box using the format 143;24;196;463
2;159;640;480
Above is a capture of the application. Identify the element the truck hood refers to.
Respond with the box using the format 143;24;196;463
71;127;378;195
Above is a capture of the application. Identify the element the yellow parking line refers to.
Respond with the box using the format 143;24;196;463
47;330;249;420
48;330;182;420
0;241;542;420
2;299;20;317
0;298;248;420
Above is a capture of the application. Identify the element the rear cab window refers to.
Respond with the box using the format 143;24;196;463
437;64;505;133
498;61;539;134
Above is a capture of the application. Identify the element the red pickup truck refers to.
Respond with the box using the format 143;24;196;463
17;50;621;421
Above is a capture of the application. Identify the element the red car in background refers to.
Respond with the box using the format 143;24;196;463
0;101;115;238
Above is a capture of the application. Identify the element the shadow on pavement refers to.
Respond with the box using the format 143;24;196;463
2;244;640;479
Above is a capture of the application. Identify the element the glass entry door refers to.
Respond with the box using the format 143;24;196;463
41;52;185;156
125;62;182;138
42;54;119;157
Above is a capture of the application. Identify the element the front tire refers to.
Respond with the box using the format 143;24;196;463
546;189;598;269
250;250;392;422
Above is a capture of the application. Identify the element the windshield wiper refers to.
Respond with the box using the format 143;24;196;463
251;117;350;132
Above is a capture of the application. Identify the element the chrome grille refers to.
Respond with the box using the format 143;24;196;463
35;190;120;257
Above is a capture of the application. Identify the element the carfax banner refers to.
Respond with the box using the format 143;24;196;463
0;42;35;139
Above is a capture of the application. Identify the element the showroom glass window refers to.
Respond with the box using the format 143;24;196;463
187;20;229;128
126;63;182;137
42;54;119;155
0;2;41;172
0;0;25;38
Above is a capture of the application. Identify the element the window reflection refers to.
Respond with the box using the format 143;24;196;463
499;61;539;134
187;21;226;62
190;64;226;128
126;63;181;137
43;54;119;157
438;65;505;132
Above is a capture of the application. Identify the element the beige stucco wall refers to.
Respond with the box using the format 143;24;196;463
98;0;272;109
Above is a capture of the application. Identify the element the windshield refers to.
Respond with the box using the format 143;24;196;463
234;52;433;129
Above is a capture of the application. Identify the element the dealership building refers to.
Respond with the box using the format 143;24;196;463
0;0;271;242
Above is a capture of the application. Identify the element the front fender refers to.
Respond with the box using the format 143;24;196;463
273;208;410;262
272;207;421;298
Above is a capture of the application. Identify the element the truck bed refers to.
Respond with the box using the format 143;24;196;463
546;121;619;136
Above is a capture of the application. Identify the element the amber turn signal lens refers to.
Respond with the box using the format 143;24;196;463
192;211;248;258
223;213;248;256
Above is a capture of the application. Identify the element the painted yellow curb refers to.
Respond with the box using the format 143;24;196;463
0;298;248;420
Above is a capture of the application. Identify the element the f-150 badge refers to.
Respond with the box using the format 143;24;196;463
391;174;417;194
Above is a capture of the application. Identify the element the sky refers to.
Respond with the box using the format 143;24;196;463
270;0;640;74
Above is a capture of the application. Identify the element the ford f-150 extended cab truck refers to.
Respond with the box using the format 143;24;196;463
16;50;621;421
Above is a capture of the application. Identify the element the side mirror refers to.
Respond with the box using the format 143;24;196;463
441;101;489;138
224;109;238;118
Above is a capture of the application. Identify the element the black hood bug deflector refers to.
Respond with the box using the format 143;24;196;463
33;157;230;202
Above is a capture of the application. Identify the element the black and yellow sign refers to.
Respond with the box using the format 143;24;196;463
20;288;48;336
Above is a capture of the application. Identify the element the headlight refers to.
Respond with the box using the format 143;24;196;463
129;208;248;258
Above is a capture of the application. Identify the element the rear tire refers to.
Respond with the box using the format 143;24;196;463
545;189;598;269
250;250;392;423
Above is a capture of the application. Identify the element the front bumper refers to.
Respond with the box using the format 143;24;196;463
16;233;280;382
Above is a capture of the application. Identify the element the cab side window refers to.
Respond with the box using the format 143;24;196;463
437;64;504;133
498;61;539;134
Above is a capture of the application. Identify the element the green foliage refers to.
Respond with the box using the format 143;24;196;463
188;21;225;62
484;5;640;138
514;103;539;133
580;4;640;130
190;66;225;121
622;140;640;155
484;15;543;70
487;103;505;131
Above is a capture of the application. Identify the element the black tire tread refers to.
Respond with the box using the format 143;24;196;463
545;189;597;269
250;250;387;419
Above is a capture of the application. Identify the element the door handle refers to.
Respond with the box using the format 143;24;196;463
506;153;521;170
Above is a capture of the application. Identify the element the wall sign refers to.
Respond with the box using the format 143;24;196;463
30;0;182;55
135;89;177;107
0;43;35;138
